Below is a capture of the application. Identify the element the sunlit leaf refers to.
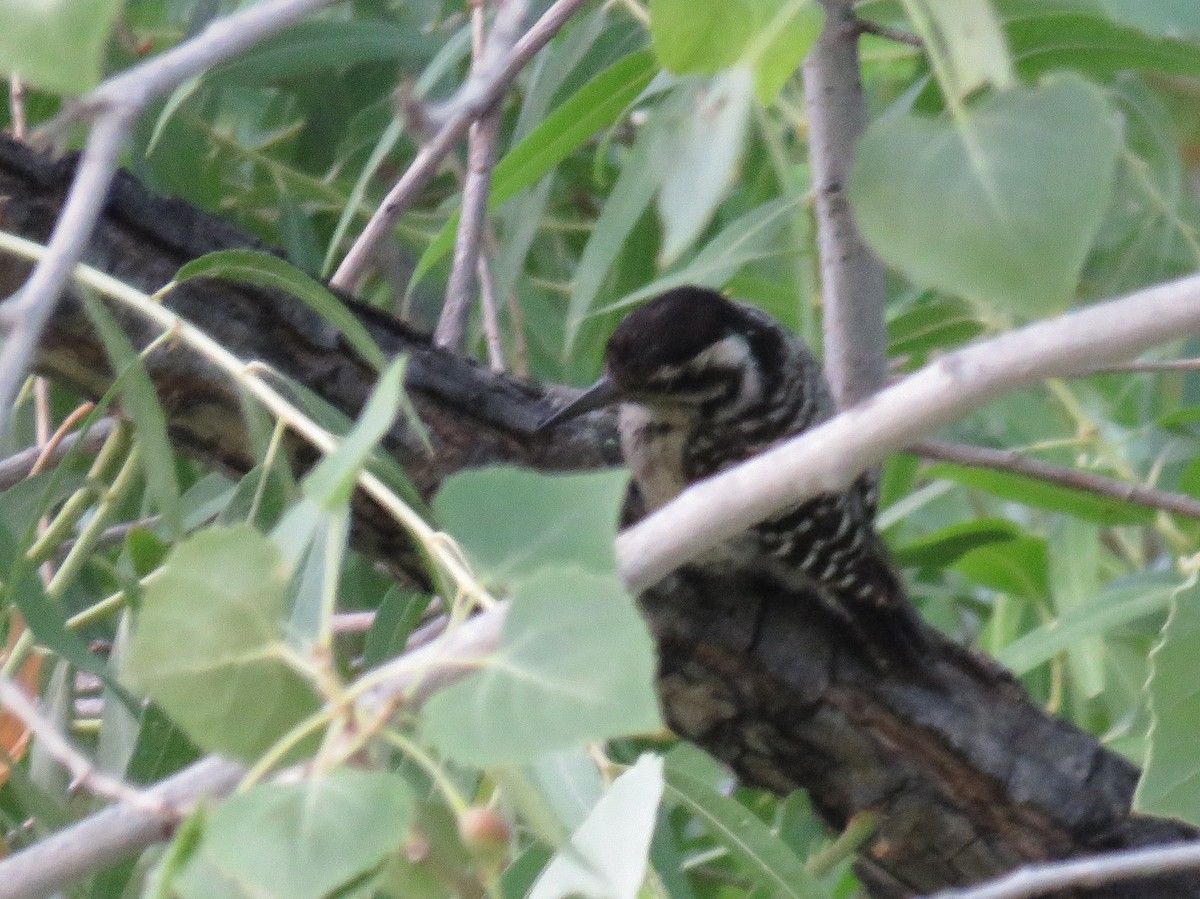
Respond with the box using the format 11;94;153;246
528;755;664;899
0;0;122;94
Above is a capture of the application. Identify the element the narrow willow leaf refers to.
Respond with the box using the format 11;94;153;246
999;573;1179;675
528;755;664;899
892;518;1019;569
174;249;387;371
923;462;1155;525
421;567;662;764
84;295;183;537
564;100;677;354
1049;519;1105;697
1137;578;1200;824
665;758;830;899
658;69;754;267
601;195;803;314
409;50;658;289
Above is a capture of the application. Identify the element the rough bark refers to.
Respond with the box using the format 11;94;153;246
1;134;1196;896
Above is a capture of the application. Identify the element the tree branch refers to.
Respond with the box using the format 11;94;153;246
802;0;889;407
912;438;1200;521
330;0;589;291
930;840;1200;899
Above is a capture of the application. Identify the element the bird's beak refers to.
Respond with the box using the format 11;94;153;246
536;375;618;431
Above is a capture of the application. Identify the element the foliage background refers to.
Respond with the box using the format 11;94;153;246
2;0;1200;897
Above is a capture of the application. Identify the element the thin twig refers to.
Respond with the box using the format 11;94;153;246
853;18;923;48
928;840;1200;899
330;0;589;291
478;255;507;370
434;0;525;350
8;75;27;140
0;675;163;813
616;270;1200;592
803;0;889;408
1090;358;1200;374
911;439;1200;521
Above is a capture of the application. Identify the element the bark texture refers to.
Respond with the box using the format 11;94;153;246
1;134;1196;896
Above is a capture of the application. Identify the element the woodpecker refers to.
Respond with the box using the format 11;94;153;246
543;285;928;668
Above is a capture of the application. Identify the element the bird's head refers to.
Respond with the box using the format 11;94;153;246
540;286;795;428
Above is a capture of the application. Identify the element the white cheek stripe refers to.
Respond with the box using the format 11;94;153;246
690;335;761;410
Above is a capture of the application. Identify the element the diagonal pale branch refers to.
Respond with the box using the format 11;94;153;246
930;839;1200;899
616;270;1200;592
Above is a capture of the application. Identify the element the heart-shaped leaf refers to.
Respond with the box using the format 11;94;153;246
850;76;1121;316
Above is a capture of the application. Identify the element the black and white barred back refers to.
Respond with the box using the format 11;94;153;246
604;286;926;665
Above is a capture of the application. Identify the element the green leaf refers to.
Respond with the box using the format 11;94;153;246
664;752;831;899
901;0;1013;100
410;50;658;289
886;296;986;365
528;755;664;899
892;518;1019;569
649;0;823;103
122;525;322;762
998;573;1179;675
207;20;441;85
421;567;662;765
658;70;754;267
84;295;183;538
1137;579;1200;825
1001;1;1200;80
954;535;1048;601
299;356;408;509
180;770;413;899
1049;519;1105;697
1097;0;1200;37
0;0;122;94
433;467;628;582
565;98;677;354
850;76;1121;315
174;250;387;371
602;195;804;314
923;462;1156;525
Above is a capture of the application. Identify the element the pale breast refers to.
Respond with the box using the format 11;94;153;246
618;402;691;513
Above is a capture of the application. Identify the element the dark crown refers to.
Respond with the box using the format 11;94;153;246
604;287;787;400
